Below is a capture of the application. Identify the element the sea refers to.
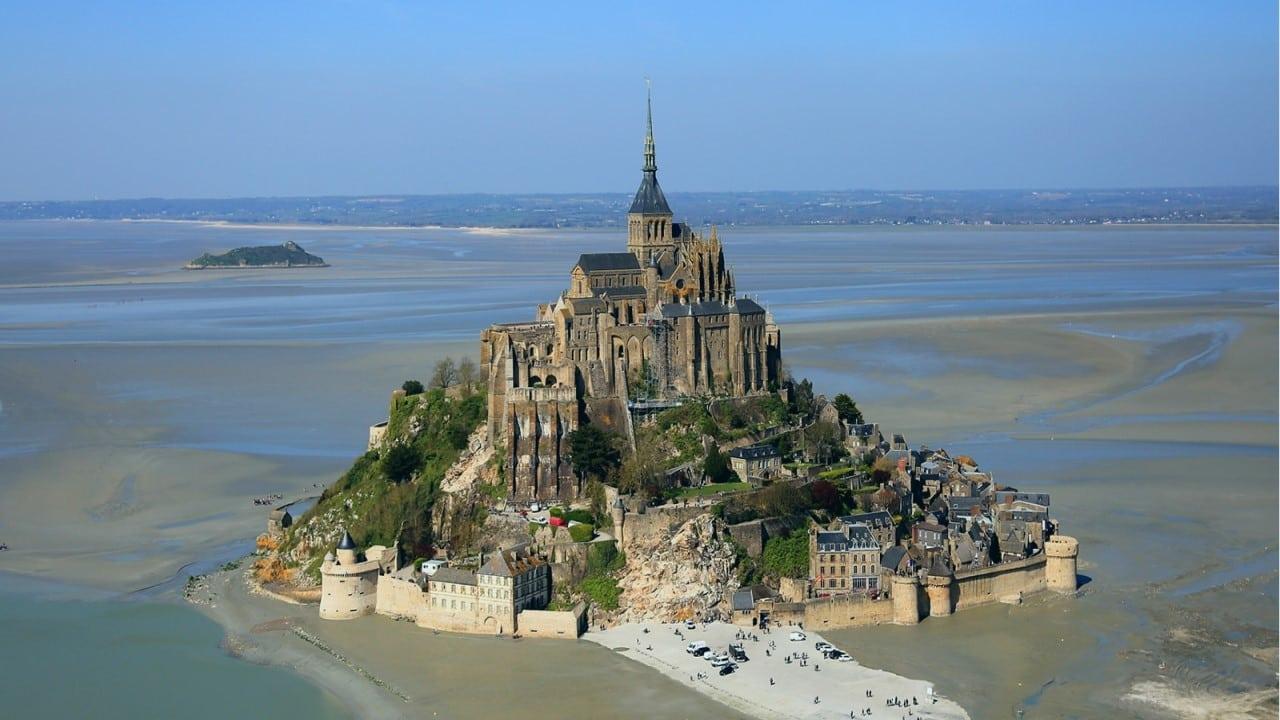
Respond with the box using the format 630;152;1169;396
0;220;1275;718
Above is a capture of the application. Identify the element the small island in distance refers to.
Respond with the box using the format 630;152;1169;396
185;241;328;269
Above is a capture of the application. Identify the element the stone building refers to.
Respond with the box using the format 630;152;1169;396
481;92;782;501
728;443;782;484
420;543;550;635
809;522;882;597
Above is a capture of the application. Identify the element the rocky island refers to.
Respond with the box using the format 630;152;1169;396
185;240;327;269
241;97;1079;719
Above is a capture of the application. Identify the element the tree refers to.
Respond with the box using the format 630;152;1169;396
804;420;843;464
617;441;669;500
832;393;864;425
457;357;479;391
809;479;843;513
567;424;621;482
380;444;420;484
762;530;809;579
787;378;816;419
401;380;424;396
703;446;734;483
430;357;458;388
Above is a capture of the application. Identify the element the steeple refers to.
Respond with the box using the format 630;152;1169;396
643;80;656;173
628;80;671;217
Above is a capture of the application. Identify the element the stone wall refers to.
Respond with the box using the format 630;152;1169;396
953;555;1046;610
518;603;586;639
804;594;895;629
620;505;708;549
375;575;428;621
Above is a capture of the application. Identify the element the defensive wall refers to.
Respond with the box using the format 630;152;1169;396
375;574;428;621
517;603;587;639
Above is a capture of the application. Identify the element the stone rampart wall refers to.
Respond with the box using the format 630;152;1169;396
375;575;428;620
953;555;1046;610
518;604;586;639
804;595;894;629
319;571;378;620
623;505;708;548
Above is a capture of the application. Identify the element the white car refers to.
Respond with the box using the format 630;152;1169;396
685;641;708;654
837;653;854;663
530;516;548;525
710;654;732;667
684;620;696;630
789;631;807;642
815;641;833;653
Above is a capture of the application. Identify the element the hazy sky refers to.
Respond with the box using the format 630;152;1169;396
1;1;1276;200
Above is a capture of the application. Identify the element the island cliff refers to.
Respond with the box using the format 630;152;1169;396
185;240;327;269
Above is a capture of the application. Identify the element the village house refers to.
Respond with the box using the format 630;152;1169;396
809;522;882;597
728;443;782;484
836;510;896;550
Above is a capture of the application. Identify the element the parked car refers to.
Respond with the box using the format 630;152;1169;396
729;647;748;662
684;620;696;630
719;664;736;676
837;653;854;663
815;641;833;653
693;646;711;657
685;641;708;655
711;654;732;667
789;631;807;642
531;516;548;525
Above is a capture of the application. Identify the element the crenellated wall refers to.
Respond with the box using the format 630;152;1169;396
953;555;1046;610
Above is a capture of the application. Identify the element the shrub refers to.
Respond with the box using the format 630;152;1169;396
401;380;424;395
762;530;809;579
563;509;594;524
568;523;595;543
581;574;621;610
380;444;420;483
548;506;565;518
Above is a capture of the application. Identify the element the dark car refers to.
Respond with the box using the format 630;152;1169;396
693;646;711;657
719;664;736;676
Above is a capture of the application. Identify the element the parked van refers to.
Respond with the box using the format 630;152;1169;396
789;630;807;641
685;641;708;654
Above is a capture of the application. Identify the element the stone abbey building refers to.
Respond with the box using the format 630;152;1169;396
481;95;782;501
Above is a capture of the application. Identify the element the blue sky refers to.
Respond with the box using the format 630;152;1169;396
0;1;1275;200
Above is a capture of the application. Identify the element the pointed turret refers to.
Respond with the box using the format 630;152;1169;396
628;81;674;262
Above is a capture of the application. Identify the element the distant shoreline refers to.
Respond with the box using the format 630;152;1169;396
9;217;1276;233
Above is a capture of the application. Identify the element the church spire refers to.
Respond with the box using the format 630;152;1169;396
643;78;656;173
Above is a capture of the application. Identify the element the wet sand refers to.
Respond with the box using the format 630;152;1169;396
1;221;1275;718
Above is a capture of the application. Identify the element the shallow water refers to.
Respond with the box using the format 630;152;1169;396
0;221;1275;718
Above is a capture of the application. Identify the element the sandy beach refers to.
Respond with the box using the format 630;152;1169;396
585;622;968;720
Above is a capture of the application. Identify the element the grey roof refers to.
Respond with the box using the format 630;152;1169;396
731;584;774;612
844;523;878;548
996;491;1050;507
629;171;672;215
729;444;779;460
849;423;879;438
838;511;893;530
881;546;908;571
431;567;477;586
576;253;640;273
660;300;752;318
947;496;985;514
816;531;850;551
337;530;356;550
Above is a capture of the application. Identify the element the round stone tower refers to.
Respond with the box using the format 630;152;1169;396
926;574;954;617
320;530;380;620
1045;535;1079;593
890;574;921;625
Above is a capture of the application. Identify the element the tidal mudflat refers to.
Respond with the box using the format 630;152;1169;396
0;221;1275;718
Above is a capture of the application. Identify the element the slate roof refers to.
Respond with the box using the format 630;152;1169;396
729;444;779;460
736;298;766;314
576;253;640;273
996;491;1050;507
731;584;775;612
629;171;672;215
816;530;851;551
431;567;477;586
661;300;760;318
881;546;908;571
337;530;356;550
838;511;893;531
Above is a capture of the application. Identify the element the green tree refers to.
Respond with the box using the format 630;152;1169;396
787;378;816;419
617;441;669;500
804;420;843;464
762;530;809;579
380;444;420;484
703;446;734;483
401;379;424;396
567;424;621;481
832;393;864;425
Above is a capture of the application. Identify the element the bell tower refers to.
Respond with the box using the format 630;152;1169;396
627;82;674;264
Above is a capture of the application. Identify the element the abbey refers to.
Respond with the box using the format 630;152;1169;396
481;95;782;501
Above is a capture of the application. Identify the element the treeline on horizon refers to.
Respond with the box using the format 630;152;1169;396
1;186;1274;227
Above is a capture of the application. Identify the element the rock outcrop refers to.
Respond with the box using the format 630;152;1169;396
614;513;738;623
